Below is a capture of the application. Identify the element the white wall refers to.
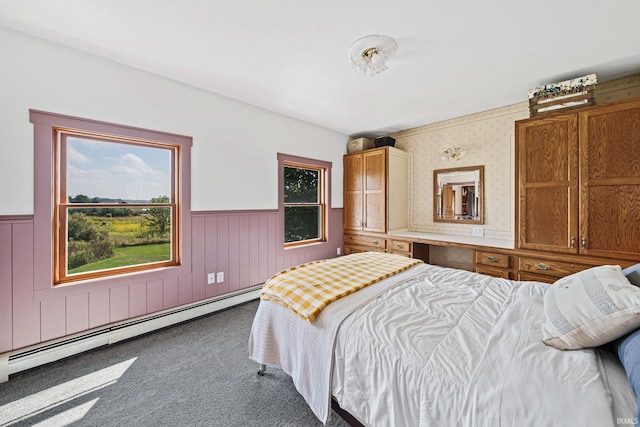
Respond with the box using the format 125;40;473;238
0;27;347;215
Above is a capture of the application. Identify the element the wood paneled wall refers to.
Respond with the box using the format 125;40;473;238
0;209;343;354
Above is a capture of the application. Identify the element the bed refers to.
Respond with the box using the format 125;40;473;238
248;252;640;426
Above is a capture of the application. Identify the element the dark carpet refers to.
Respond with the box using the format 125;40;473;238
0;300;349;426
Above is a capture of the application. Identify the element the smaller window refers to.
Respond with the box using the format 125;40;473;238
283;162;327;246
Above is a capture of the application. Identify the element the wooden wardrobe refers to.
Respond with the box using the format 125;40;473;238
515;96;640;281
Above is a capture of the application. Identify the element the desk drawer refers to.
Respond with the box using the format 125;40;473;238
519;257;592;279
477;265;512;279
344;234;386;249
388;240;411;253
476;251;510;268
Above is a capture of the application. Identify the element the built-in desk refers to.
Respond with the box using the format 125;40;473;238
344;230;516;278
388;231;516;278
387;230;514;250
344;229;636;283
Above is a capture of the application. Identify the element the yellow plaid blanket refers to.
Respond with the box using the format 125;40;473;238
260;251;423;322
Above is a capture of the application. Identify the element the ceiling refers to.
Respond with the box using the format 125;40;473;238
1;1;639;138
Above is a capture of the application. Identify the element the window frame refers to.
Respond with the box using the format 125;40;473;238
54;129;181;284
30;110;192;289
278;153;331;249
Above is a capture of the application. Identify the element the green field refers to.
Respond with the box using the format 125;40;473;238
69;242;171;274
86;214;168;247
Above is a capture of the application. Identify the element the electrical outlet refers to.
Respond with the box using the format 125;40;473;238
472;227;484;237
216;272;224;283
207;273;215;285
337;247;341;255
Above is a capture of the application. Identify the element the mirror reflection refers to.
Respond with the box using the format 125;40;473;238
434;165;484;224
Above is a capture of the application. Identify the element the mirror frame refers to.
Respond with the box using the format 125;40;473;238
433;165;484;224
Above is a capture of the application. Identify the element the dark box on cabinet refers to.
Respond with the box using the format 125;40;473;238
374;136;395;147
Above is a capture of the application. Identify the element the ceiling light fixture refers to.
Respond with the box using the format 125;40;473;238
349;35;397;77
439;147;467;161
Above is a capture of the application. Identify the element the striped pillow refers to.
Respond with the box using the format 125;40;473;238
542;265;640;350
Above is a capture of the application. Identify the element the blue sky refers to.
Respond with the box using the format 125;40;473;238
66;137;171;201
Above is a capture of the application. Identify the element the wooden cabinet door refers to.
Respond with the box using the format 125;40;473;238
517;114;579;253
579;98;640;260
343;153;363;231
441;185;455;219
363;149;387;232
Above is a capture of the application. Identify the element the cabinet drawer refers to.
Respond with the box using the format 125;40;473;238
389;251;411;258
476;265;511;279
518;272;556;284
344;245;386;255
388;240;411;253
476;251;510;268
518;257;592;279
344;234;386;249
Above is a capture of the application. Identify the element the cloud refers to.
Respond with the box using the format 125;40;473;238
67;144;90;164
114;152;159;177
66;140;171;200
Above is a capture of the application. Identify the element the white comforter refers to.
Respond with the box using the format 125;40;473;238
332;265;623;426
250;263;631;426
248;264;428;423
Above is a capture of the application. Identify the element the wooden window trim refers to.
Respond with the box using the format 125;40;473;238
283;162;327;247
277;153;332;250
30;110;192;290
54;129;181;284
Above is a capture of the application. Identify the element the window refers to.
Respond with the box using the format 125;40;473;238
30;110;192;287
279;154;330;247
55;130;180;283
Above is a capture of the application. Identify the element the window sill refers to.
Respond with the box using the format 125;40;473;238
283;240;328;251
33;263;192;302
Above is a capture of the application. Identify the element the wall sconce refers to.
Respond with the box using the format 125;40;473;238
439;147;467;161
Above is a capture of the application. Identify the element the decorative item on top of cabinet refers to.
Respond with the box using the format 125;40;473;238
527;74;597;117
347;137;374;153
374;136;396;147
516;96;640;263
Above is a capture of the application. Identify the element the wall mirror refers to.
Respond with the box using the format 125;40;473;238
434;165;484;224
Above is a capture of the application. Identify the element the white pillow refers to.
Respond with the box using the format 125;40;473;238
542;265;640;350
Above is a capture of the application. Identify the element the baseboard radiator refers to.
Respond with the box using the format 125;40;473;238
0;286;261;383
